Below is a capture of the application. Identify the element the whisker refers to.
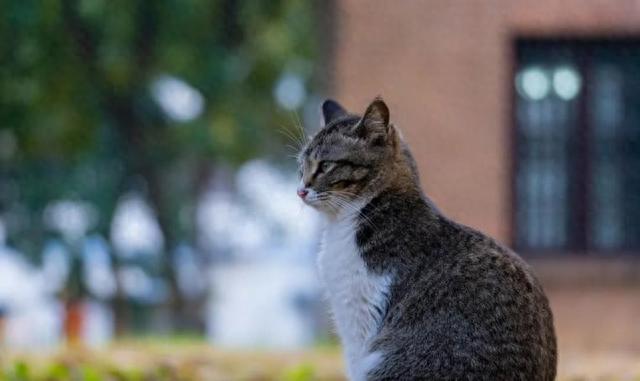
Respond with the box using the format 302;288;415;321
331;190;386;217
278;121;307;148
326;192;379;231
287;112;308;147
290;111;307;143
336;195;378;230
277;126;305;150
285;146;303;160
276;125;298;142
333;199;374;228
330;190;360;198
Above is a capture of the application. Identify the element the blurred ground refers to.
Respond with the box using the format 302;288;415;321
2;332;639;381
549;286;640;380
2;281;639;381
550;287;640;354
1;341;344;381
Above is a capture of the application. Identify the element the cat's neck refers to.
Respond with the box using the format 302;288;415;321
377;136;426;201
361;181;442;230
325;197;370;224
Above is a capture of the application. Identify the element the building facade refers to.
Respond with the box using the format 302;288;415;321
328;1;640;358
329;0;640;258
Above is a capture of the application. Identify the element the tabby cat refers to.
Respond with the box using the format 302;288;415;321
296;97;557;380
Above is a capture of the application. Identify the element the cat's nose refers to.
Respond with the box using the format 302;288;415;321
297;188;309;199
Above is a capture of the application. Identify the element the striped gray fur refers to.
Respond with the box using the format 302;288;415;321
297;98;557;381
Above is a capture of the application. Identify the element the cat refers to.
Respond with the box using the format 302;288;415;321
296;97;557;381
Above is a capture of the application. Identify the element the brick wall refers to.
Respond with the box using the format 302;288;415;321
330;0;640;245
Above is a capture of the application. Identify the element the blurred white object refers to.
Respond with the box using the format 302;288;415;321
111;193;164;257
151;74;204;122
198;160;319;260
207;260;319;349
553;66;582;100
0;247;61;349
82;300;113;347
516;66;550;101
274;72;306;111
0;245;114;349
204;161;323;348
43;200;97;241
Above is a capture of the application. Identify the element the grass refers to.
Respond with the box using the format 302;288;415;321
1;339;639;380
1;341;345;381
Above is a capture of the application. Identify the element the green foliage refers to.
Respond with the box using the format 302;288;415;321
0;343;340;381
43;362;71;380
0;0;319;328
282;363;316;381
2;341;637;381
80;366;103;381
6;361;30;381
1;0;317;243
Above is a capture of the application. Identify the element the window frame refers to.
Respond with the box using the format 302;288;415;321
510;37;640;256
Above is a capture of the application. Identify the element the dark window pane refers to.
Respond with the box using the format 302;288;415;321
588;65;624;250
514;43;579;252
514;39;640;253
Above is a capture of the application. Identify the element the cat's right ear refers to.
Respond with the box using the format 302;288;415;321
350;97;390;141
321;99;347;126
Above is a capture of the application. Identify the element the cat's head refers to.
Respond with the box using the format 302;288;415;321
297;97;416;215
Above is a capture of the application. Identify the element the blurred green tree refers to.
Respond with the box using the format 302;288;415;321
0;0;320;334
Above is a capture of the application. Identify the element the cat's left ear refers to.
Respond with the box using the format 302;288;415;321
322;99;347;126
353;97;390;139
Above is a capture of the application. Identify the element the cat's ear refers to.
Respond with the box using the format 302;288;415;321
321;99;347;126
353;97;390;139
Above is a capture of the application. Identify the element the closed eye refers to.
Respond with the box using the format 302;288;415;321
330;179;353;188
319;161;334;173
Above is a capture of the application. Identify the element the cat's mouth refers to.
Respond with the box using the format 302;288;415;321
300;190;326;209
301;191;357;215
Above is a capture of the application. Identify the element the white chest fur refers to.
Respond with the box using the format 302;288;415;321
317;212;391;381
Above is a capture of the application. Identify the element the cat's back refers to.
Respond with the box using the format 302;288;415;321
360;191;557;380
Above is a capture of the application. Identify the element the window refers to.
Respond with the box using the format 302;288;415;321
513;39;640;253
